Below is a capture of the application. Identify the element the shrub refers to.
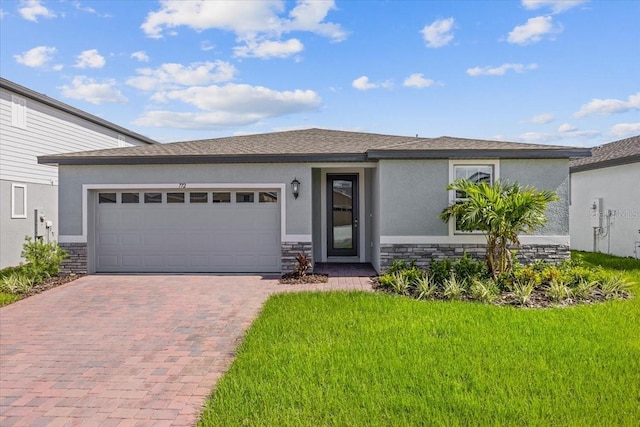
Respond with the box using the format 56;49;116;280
20;237;67;282
574;279;599;299
295;253;311;277
390;272;411;296
513;265;542;288
452;252;486;282
512;279;534;306
443;272;465;301
546;279;572;303
600;275;633;299
429;259;451;287
414;274;437;300
0;272;34;294
470;279;499;304
386;259;416;275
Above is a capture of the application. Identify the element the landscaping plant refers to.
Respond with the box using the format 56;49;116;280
439;179;558;278
20;237;67;282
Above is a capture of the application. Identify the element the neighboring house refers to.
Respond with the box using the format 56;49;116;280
39;128;590;275
569;135;640;258
0;78;157;269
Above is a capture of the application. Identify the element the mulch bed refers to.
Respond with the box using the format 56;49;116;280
21;274;85;298
279;273;329;285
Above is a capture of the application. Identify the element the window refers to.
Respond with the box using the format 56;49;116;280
11;95;27;129
449;160;499;234
98;192;117;204
236;192;254;203
11;183;27;218
167;192;185;203
259;192;278;203
144;192;162;203
212;192;231;203
121;192;139;203
190;192;208;203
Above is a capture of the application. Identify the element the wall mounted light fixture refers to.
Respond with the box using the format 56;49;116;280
291;178;300;199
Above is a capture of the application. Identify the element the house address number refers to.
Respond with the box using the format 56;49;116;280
178;183;186;188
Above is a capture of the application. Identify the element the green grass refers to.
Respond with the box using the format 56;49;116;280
0;292;20;306
199;252;640;426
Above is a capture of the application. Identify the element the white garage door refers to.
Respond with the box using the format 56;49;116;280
94;189;281;273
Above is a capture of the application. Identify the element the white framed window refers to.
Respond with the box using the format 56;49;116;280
448;159;500;234
11;183;27;219
11;95;27;129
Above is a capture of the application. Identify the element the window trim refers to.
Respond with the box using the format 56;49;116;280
11;183;28;219
448;159;500;235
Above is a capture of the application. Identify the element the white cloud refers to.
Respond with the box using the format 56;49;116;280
19;0;56;22
0;9;6;19
403;73;435;89
134;83;321;129
234;38;304;59
200;40;215;51
74;49;106;68
610;122;640;138
517;128;599;145
529;113;554;124
521;0;587;14
574;92;640;118
352;76;393;91
130;51;149;62
60;76;127;105
127;61;236;91
140;0;346;61
558;123;577;133
421;17;455;48
507;16;561;45
466;63;538;76
14;45;57;68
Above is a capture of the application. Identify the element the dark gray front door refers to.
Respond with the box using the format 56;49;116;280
327;174;358;257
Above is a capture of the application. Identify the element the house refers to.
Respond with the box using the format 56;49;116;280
0;78;157;269
569;135;640;258
38;128;590;275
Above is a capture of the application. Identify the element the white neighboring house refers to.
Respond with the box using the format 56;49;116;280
0;78;157;269
569;135;640;258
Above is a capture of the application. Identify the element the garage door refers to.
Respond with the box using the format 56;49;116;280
94;189;281;273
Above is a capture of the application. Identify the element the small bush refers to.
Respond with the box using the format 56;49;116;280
20;237;67;282
386;259;416;275
600;275;633;299
574;279;599;299
470;279;499;304
0;272;34;294
390;272;411;296
512;280;534;306
414;274;437;300
443;273;465;301
546;279;572;303
429;259;451;287
452;253;486;282
295;253;311;277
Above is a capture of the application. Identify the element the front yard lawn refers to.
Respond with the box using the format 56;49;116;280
199;252;640;426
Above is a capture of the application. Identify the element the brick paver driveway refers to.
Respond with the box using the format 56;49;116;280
0;269;374;426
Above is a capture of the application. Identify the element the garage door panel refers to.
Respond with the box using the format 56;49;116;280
95;190;281;273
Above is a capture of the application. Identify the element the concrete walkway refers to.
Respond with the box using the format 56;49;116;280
0;266;375;426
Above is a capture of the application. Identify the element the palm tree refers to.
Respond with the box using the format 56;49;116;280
439;179;558;278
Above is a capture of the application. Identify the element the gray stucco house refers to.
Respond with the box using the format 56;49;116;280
38;128;590;274
0;78;157;269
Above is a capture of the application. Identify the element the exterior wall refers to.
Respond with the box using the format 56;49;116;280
570;163;640;258
377;158;571;271
380;243;570;270
311;168;322;263
0;86;151;269
0;180;57;268
281;241;313;274
59;243;87;274
501;159;569;235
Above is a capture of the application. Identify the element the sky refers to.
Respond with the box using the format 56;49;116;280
0;0;638;146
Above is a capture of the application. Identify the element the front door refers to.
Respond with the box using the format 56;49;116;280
327;174;358;257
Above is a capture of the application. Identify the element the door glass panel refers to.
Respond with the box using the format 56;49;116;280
121;192;139;203
144;192;162;203
212;192;231;203
236;192;254;203
99;192;116;204
259;192;277;203
332;179;353;249
190;192;208;203
167;192;185;203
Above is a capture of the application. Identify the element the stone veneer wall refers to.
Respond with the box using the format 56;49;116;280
380;243;570;271
59;242;88;275
281;241;313;274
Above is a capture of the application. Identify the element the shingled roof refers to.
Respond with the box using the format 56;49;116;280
39;128;591;165
570;135;640;172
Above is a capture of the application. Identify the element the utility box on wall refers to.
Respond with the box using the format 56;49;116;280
34;209;47;238
590;198;603;229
